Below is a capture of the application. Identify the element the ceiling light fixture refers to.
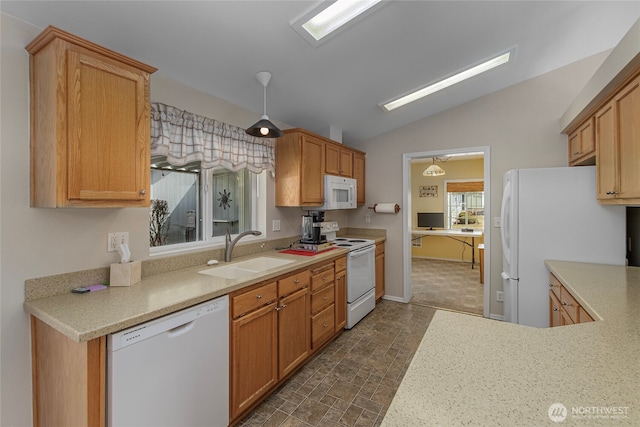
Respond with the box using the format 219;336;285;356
381;49;515;112
423;159;445;177
291;0;385;46
246;71;283;138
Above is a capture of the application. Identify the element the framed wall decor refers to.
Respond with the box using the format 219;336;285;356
419;185;438;197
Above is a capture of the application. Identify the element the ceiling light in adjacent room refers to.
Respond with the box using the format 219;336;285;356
381;49;515;112
292;0;385;46
423;159;445;177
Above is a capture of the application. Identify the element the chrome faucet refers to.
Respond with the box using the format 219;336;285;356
224;229;262;262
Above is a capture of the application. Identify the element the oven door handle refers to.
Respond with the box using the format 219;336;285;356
348;245;375;258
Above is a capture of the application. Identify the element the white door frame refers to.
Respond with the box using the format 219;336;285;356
402;146;491;318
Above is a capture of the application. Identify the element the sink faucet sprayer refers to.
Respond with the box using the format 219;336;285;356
225;229;262;262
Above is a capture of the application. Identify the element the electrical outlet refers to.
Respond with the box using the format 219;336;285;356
494;217;501;228
272;220;281;232
365;215;371;223
107;232;129;252
497;291;504;302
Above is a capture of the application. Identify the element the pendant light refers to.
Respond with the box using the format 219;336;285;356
245;71;283;138
423;158;445;176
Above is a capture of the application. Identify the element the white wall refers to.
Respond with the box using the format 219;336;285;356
347;50;609;317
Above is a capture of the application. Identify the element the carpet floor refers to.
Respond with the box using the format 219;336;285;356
410;258;483;315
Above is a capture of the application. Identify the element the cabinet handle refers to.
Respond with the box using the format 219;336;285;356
140;189;146;195
323;276;329;281
606;191;618;195
553;308;559;312
561;301;572;307
573;151;580;155
256;294;262;299
322;296;328;300
294;279;300;284
323;323;329;328
281;304;287;309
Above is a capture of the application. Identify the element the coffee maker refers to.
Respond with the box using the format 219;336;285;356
300;211;326;245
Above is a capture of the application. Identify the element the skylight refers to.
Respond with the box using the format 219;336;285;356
292;0;385;47
380;49;515;112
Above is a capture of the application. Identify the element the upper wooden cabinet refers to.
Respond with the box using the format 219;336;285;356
567;118;595;166
26;26;156;208
595;74;640;204
325;144;353;177
275;128;366;207
353;152;366;205
275;130;325;206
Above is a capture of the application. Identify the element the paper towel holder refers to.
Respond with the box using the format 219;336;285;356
368;203;401;214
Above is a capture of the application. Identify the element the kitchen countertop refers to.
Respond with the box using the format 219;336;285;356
382;260;640;426
24;247;351;343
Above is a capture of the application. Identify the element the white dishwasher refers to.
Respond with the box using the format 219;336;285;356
107;295;229;427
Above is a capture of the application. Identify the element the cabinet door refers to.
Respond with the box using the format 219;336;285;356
549;291;561;327
353;153;366;205
230;303;278;420
67;49;149;204
568;118;595;166
339;149;353;177
300;135;325;205
335;270;347;331
595;102;617;200
615;75;640;199
278;287;310;378
325;144;341;176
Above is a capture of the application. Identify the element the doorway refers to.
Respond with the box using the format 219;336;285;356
401;147;491;318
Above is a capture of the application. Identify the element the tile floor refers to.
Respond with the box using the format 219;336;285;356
238;300;436;427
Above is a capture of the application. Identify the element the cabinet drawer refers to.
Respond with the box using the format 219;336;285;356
311;304;335;348
559;285;579;323
279;270;309;296
334;256;347;273
311;284;334;315
549;273;562;300
311;269;335;292
232;282;277;318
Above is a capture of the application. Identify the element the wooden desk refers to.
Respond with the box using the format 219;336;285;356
411;229;484;268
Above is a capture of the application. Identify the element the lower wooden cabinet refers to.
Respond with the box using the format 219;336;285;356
30;317;105;427
375;242;385;301
334;257;347;331
549;273;594;327
230;257;346;423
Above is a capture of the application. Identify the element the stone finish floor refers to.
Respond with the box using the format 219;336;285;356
238;300;436;427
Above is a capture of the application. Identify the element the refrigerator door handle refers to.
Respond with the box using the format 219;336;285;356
500;179;512;263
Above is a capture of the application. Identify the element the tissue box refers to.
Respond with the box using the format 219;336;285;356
110;261;141;287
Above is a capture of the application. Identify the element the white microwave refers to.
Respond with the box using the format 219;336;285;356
318;175;357;210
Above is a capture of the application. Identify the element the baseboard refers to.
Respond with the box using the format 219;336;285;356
489;313;504;321
380;295;404;303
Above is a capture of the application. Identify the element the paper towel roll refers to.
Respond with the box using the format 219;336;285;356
373;203;400;213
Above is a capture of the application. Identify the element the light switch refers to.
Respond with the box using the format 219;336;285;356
494;217;501;228
272;220;281;232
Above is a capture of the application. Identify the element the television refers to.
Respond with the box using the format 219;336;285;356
417;212;445;230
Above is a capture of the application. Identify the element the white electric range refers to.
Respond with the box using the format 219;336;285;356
332;237;376;329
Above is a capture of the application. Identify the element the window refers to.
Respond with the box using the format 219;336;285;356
446;181;484;230
150;158;263;252
148;103;274;253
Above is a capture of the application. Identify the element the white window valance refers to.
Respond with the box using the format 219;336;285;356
150;102;275;176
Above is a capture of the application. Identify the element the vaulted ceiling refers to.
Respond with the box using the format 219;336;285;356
2;1;639;144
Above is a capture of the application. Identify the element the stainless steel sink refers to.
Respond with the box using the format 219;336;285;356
198;257;294;279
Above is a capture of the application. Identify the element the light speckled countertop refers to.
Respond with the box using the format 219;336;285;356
383;260;640;426
24;248;350;342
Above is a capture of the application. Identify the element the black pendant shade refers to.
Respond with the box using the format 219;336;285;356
246;71;283;139
246;117;283;138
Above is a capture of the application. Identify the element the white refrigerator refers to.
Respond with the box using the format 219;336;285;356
500;166;625;327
